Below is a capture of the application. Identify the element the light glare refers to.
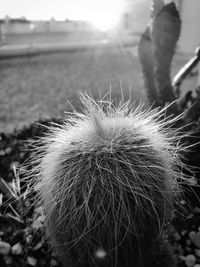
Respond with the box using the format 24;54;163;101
0;0;125;31
86;0;124;31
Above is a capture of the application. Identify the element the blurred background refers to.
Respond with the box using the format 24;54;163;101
0;0;200;132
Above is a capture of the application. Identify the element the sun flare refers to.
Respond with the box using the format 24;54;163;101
0;0;125;31
85;0;124;31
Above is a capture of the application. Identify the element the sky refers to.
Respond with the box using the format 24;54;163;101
0;0;126;21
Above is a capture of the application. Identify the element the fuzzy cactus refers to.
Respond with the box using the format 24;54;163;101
27;93;188;267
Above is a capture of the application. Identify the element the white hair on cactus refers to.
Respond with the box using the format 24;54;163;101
27;92;189;266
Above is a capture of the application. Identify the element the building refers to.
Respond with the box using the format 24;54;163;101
2;16;31;34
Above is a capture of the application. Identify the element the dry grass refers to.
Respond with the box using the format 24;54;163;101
0;43;194;134
0;46;148;133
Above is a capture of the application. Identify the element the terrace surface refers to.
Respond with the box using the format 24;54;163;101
0;45;149;133
0;31;193;133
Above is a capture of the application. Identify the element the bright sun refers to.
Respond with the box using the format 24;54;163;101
0;0;125;32
84;0;125;31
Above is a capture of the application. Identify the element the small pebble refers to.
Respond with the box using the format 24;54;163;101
189;232;200;248
0;150;5;156
95;248;107;259
27;256;37;266
173;232;181;241
5;147;11;154
180;256;185;261
0;241;11;255
26;234;32;244
19;152;25;159
34;206;44;215
182;230;187;236
185;255;196;267
50;259;59;267
0;231;4;237
7;226;13;233
33;241;43;251
180;200;186;205
193;207;200;213
4;255;13;264
11;242;23;255
195;249;200;257
187;214;194;219
189;232;196;239
31;216;45;229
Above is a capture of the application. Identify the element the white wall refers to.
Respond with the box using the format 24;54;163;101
178;0;200;53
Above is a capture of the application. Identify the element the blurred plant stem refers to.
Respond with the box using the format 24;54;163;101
138;1;181;114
